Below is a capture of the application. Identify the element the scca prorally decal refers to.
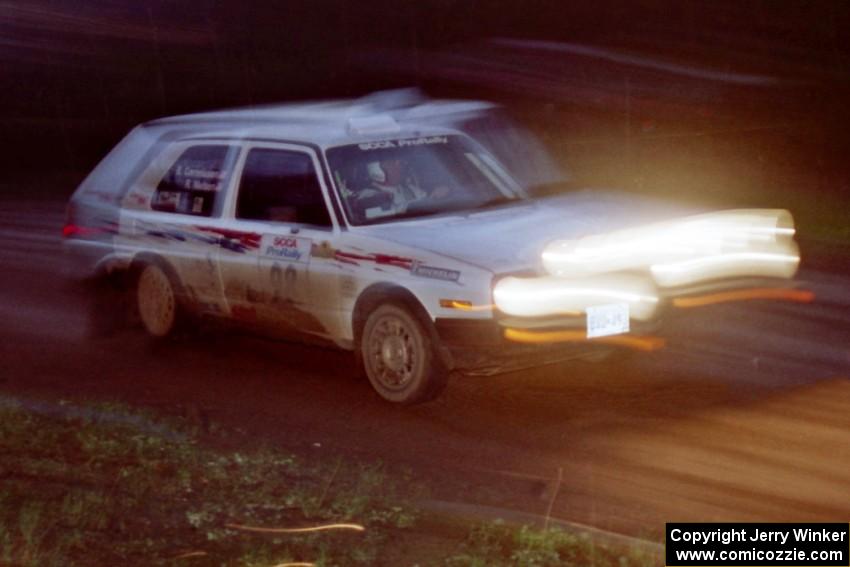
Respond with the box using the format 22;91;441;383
357;136;448;151
410;261;461;282
333;250;414;269
261;235;311;263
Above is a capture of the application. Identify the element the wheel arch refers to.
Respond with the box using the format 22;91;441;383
352;283;429;341
352;282;453;370
129;252;187;299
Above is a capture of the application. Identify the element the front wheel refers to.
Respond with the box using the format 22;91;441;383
360;303;448;404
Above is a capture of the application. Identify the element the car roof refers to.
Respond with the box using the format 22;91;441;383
144;90;497;149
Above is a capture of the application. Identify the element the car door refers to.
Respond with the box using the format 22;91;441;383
217;142;343;341
119;142;240;316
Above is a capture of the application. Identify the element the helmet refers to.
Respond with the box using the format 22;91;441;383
367;161;386;184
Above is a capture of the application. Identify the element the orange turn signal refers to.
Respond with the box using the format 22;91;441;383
439;299;493;311
503;328;666;351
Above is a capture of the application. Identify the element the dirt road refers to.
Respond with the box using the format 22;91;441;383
1;199;848;538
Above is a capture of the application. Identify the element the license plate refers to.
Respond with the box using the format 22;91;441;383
586;303;630;338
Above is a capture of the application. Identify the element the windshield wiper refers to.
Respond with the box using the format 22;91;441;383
362;204;451;225
361;197;520;225
476;195;520;210
527;180;580;197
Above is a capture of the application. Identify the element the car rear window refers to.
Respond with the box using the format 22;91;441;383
76;126;163;205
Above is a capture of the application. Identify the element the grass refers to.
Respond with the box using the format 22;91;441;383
0;396;418;566
0;395;659;566
443;521;656;567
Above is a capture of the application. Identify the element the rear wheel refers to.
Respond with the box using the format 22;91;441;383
360;303;448;404
136;263;179;338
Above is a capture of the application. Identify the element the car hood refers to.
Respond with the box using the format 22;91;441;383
360;189;694;274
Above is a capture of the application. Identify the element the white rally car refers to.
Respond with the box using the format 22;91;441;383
64;95;806;403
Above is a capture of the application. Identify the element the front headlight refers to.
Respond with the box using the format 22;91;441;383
493;273;659;321
493;209;801;320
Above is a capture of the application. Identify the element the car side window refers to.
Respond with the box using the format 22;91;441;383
236;148;332;227
152;145;237;217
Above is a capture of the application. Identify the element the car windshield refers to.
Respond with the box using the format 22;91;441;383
326;135;525;226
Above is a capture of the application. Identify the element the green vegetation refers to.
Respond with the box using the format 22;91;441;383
0;397;417;566
0;396;658;566
443;521;656;567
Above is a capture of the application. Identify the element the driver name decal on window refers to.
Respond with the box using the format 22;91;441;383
152;145;236;217
175;164;229;191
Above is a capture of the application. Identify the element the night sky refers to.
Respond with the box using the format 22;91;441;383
3;1;850;197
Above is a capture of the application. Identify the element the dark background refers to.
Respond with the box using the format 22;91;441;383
2;2;850;541
4;0;850;226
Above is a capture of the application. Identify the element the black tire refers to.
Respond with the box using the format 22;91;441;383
360;303;449;404
135;262;181;338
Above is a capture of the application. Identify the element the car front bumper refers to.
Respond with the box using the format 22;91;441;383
435;277;813;375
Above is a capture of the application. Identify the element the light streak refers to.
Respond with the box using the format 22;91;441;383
542;209;799;283
504;328;666;351
672;288;814;308
650;251;799;287
493;274;659;320
225;522;365;534
170;551;208;560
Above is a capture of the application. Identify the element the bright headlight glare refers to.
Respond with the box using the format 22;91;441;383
542;209;799;284
650;248;800;287
493;274;659;320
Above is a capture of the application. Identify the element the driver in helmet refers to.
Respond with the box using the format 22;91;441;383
361;157;427;214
